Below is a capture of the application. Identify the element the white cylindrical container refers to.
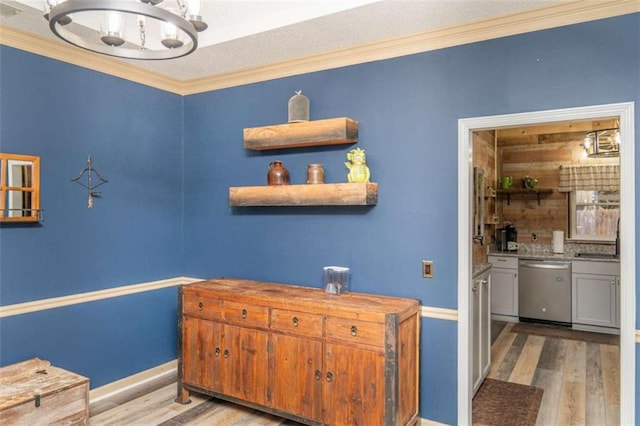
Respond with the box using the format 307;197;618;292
552;230;564;253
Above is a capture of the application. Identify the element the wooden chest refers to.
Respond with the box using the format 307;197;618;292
0;358;89;425
177;278;421;426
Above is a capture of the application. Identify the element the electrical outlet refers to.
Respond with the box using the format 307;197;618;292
422;261;434;278
531;233;538;241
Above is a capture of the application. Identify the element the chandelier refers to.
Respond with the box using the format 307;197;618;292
583;128;620;158
44;0;208;60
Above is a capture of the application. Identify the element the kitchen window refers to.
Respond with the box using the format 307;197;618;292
570;190;619;241
559;164;619;241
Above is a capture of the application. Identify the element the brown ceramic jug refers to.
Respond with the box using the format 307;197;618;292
267;160;290;185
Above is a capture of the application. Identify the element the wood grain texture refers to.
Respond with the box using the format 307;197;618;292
600;343;620;425
585;342;606;425
229;182;378;207
178;279;420;425
0;358;89;425
243;118;358;150
509;335;545;385
487;321;620;425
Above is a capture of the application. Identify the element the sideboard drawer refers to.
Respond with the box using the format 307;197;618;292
223;301;269;328
183;296;223;320
325;317;384;348
271;309;323;337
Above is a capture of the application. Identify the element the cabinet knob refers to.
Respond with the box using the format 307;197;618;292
198;302;203;311
481;279;488;285
223;349;229;358
215;347;220;357
292;317;299;327
326;372;333;383
472;285;478;293
315;370;322;381
350;326;358;336
241;309;248;319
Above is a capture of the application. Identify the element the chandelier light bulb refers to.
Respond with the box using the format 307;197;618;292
161;21;183;49
186;0;207;31
43;0;71;25
100;11;125;47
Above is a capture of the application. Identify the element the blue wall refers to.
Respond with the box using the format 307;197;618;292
183;15;639;423
0;48;184;386
0;13;638;423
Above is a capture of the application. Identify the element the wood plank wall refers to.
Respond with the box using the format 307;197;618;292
472;130;496;264
472;120;619;263
498;122;618;246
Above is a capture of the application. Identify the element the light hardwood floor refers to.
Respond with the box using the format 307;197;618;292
485;321;620;426
90;321;620;425
89;385;297;426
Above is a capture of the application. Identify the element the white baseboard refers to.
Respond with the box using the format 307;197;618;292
90;359;177;404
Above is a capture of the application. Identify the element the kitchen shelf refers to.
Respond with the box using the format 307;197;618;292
243;117;358;150
229;182;377;207
497;188;553;205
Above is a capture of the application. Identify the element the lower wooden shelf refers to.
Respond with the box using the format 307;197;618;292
229;182;378;206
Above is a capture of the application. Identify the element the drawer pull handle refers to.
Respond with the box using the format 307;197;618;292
315;370;322;381
198;302;203;311
326;372;333;383
292;317;299;327
241;309;248;319
223;349;229;358
351;326;358;336
215;347;220;357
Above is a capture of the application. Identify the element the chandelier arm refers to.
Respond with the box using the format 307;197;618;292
49;0;199;60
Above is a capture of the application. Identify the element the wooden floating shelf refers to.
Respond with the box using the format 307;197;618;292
497;188;553;205
229;183;377;207
243;117;358;151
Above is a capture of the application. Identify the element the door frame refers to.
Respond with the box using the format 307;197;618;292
457;102;635;424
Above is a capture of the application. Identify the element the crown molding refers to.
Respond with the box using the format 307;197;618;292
181;0;639;95
1;1;638;96
0;25;185;95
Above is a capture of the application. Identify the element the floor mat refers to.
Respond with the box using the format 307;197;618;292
473;378;543;426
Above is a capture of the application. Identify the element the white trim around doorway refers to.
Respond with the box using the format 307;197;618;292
457;102;635;425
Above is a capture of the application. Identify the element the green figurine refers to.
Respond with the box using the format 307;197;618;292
345;148;370;183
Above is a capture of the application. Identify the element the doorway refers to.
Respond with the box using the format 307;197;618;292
457;102;635;424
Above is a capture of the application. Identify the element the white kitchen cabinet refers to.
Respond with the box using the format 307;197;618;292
488;256;518;320
472;268;491;395
572;261;620;333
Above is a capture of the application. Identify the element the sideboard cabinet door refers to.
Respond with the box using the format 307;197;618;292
323;343;385;425
219;324;269;406
182;316;220;391
269;333;323;421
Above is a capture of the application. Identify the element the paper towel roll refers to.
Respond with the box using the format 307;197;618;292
552;230;564;253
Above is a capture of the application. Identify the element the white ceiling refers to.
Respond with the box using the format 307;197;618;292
1;0;560;81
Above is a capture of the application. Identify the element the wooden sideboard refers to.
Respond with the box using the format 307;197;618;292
176;278;420;426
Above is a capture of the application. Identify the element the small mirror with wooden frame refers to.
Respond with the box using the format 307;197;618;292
0;153;41;222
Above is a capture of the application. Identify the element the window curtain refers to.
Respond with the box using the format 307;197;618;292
558;164;620;192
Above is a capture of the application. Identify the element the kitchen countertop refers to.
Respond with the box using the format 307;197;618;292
487;250;620;263
472;262;492;278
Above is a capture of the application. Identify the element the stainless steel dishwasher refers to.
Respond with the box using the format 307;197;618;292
518;259;572;325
